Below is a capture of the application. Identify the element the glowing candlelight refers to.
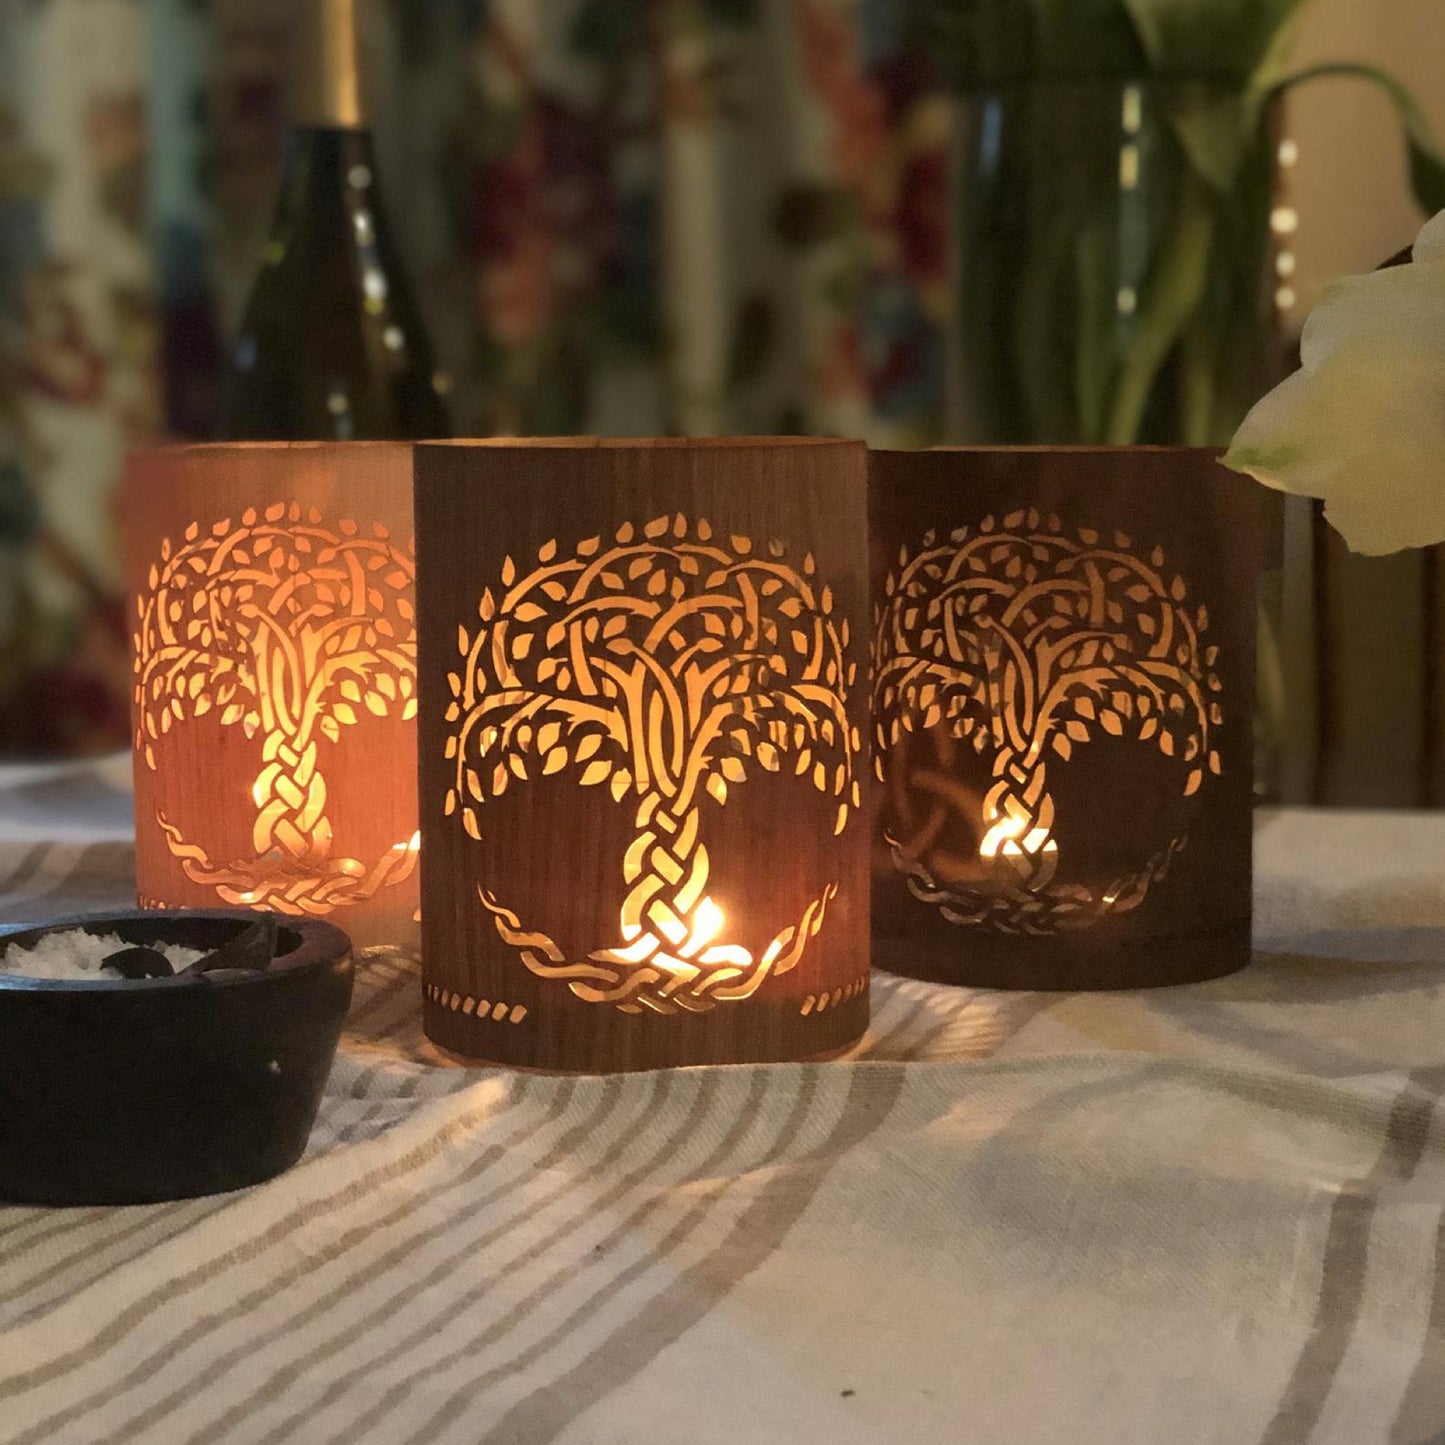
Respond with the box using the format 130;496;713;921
683;897;726;955
979;813;1056;862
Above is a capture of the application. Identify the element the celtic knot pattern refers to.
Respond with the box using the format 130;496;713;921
446;513;860;1015
874;510;1222;934
134;501;420;916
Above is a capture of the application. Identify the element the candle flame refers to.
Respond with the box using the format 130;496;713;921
691;897;726;950
979;814;1056;862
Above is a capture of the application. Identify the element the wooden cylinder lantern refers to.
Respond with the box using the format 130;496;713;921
869;448;1258;990
414;439;870;1070
124;443;419;950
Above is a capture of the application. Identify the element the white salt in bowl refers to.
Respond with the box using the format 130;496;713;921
2;927;207;979
0;910;353;1205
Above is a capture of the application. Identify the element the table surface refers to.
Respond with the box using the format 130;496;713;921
2;758;1444;1445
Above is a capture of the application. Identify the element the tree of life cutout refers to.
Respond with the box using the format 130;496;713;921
446;513;861;1016
873;510;1222;933
133;501;420;916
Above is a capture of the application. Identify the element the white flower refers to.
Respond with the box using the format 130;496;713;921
1223;209;1445;555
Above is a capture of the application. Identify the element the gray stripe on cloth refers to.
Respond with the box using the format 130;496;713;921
0;1209;67;1246
344;1064;384;1100
346;982;413;1035
857;987;936;1059
312;1075;482;1156
0;842;133;921
0;844;49;907
0;1210;41;1242
437;1064;906;1445
348;1003;427;1056
0;1074;544;1420
1145;983;1434;1083
1261;1073;1442;1445
1;1199;196;1300
339;1067;818;1445
3;1078;566;1444
93;1076;631;1445
187;1071;703;1445
858;977;1054;1064
0;842;82;918
333;1100;396;1146
345;965;418;1030
1;1200;232;1333
1386;1067;1445;1445
898;994;1025;1062
360;999;425;1048
0;1207;110;1259
1391;1206;1445;1444
262;1069;763;1445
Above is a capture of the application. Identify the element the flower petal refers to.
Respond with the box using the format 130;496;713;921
1224;217;1445;555
1414;209;1445;265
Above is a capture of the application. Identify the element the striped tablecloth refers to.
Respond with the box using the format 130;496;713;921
2;760;1445;1444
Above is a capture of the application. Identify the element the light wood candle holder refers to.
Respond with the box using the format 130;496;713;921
124;443;419;950
869;448;1259;990
415;438;870;1071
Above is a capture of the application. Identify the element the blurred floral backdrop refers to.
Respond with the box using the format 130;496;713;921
0;0;947;756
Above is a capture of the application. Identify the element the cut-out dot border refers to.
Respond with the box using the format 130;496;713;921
800;976;867;1016
425;981;528;1024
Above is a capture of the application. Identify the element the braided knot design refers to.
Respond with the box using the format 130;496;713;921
453;514;859;1016
873;511;1222;934
135;503;419;916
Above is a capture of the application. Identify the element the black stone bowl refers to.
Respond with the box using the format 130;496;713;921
0;910;353;1206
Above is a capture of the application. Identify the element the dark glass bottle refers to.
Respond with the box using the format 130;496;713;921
218;0;450;441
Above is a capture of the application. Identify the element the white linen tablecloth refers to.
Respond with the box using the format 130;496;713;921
2;758;1444;1445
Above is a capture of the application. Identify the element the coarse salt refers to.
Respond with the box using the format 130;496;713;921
0;931;206;981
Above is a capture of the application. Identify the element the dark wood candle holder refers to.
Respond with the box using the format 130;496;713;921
415;439;871;1071
869;448;1259;991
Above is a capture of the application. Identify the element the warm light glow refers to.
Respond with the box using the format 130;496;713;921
459;515;858;1015
686;897;725;952
874;515;1223;932
135;505;420;916
485;880;836;1012
979;813;1055;862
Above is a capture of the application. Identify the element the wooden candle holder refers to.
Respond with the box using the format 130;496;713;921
415;438;870;1071
869;448;1259;990
124;443;419;951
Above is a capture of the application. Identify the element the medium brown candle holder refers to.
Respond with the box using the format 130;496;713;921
869;448;1258;990
414;438;870;1071
124;443;419;950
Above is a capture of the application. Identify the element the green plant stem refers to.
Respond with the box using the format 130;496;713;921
1179;318;1217;447
1014;194;1083;440
1074;213;1115;442
1267;62;1445;212
1104;171;1215;444
1255;596;1288;802
952;102;1022;440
